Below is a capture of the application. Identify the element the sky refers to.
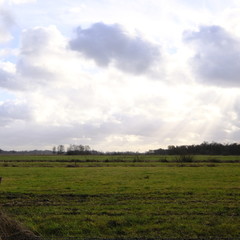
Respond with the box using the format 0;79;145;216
1;0;240;152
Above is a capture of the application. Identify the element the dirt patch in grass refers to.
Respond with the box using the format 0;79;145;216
0;210;42;240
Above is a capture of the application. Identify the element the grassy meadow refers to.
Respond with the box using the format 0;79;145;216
0;155;240;239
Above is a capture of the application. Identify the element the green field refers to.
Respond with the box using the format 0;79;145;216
0;155;240;239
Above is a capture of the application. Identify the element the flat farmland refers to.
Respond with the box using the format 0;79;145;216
0;155;240;239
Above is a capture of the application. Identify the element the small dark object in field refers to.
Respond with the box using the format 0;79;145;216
66;164;79;168
0;177;2;184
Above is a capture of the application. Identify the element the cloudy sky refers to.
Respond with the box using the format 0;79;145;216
1;0;240;152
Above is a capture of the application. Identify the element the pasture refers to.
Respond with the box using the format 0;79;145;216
0;155;240;239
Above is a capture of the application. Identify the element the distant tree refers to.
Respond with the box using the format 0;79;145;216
52;146;56;154
168;145;177;155
57;145;65;154
66;144;91;155
84;145;91;154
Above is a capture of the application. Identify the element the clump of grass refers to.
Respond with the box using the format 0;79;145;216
206;164;217;167
159;157;168;162
175;154;194;162
207;158;221;163
133;156;144;162
0;210;42;240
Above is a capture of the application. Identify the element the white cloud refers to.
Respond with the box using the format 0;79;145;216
9;0;35;4
6;25;76;90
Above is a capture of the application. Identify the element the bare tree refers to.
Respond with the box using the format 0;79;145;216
57;145;65;154
52;146;56;154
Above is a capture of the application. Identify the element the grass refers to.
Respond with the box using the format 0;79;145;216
1;154;240;168
0;155;240;239
1;154;240;162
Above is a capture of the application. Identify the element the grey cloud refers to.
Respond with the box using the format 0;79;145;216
16;59;55;80
0;65;49;91
110;113;164;137
0;68;17;90
0;68;11;85
0;9;15;28
0;8;15;42
0;101;32;126
69;22;161;74
0;122;117;150
184;25;240;87
17;27;55;79
15;26;62;87
20;27;53;55
233;97;240;122
0;112;163;150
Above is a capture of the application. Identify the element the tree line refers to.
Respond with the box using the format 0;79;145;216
1;141;240;155
150;142;240;155
52;144;92;155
